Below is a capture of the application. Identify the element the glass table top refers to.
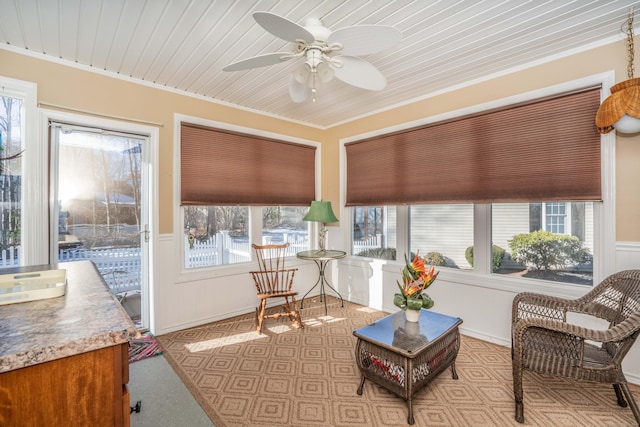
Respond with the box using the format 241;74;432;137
296;250;347;260
353;310;462;356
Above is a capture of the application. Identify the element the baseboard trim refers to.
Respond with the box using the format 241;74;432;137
155;308;252;335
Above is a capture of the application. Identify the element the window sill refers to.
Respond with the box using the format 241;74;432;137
339;256;591;300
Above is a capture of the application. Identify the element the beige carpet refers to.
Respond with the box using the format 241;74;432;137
157;298;640;427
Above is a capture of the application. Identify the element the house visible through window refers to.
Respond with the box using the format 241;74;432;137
351;202;595;286
410;204;474;270
493;202;593;285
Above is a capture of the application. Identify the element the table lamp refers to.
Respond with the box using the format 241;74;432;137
303;200;338;251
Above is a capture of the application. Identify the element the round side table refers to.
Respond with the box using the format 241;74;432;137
296;249;346;315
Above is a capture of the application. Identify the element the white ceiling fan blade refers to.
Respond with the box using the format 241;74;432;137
328;25;402;56
289;76;310;103
253;11;314;43
223;52;292;71
333;56;387;90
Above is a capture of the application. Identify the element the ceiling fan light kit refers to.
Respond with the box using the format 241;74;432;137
595;7;640;134
223;11;401;103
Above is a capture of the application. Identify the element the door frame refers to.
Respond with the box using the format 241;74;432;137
40;109;159;331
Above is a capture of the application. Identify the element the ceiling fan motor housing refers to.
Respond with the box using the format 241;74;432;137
303;18;332;42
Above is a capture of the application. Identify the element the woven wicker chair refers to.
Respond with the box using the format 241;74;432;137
249;243;303;334
512;269;640;425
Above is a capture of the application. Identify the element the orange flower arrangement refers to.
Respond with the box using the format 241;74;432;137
393;252;439;311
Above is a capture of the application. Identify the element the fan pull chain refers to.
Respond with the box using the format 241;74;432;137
625;7;635;80
311;70;317;103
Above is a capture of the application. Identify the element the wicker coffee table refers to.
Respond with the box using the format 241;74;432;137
353;309;463;425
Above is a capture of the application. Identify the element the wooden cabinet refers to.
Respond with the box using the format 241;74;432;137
0;342;130;427
0;262;135;427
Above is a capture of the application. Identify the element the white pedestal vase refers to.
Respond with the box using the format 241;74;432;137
405;309;421;322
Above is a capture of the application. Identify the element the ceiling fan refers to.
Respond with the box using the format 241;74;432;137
223;12;402;103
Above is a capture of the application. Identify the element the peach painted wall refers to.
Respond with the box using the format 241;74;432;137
324;37;640;242
1;35;639;240
0;48;324;234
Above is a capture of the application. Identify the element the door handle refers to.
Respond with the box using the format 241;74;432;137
140;224;150;243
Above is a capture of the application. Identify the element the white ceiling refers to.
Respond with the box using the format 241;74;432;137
0;0;638;128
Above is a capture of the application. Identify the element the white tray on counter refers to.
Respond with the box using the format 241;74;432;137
0;269;67;305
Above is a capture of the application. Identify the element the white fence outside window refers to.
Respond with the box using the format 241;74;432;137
184;231;309;269
1;246;141;296
0;246;20;267
58;247;141;295
353;234;383;254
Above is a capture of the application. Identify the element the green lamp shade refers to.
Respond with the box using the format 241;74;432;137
303;201;338;223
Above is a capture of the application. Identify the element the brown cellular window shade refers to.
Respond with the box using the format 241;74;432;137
181;123;316;206
346;86;602;206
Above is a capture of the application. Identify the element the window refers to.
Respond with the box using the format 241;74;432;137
345;77;612;287
0;94;22;268
179;118;318;270
492;202;593;285
184;206;249;268
410;204;473;269
183;206;310;268
345;88;601;206
351;206;396;259
0;77;39;268
544;202;567;234
180;123;315;206
356;202;592;283
262;206;309;256
354;201;598;286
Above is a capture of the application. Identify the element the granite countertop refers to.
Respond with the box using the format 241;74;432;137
0;260;137;373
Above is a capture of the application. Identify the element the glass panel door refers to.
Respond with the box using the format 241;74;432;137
51;123;148;328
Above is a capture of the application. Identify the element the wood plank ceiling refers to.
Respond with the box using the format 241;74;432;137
0;0;638;128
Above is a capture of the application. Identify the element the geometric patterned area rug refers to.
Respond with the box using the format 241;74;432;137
129;330;164;364
157;298;640;427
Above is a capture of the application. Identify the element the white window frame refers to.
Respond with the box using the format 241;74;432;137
173;114;321;280
341;72;616;292
0;76;44;265
543;202;570;235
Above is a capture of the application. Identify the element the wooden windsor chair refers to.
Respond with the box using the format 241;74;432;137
249;243;303;334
